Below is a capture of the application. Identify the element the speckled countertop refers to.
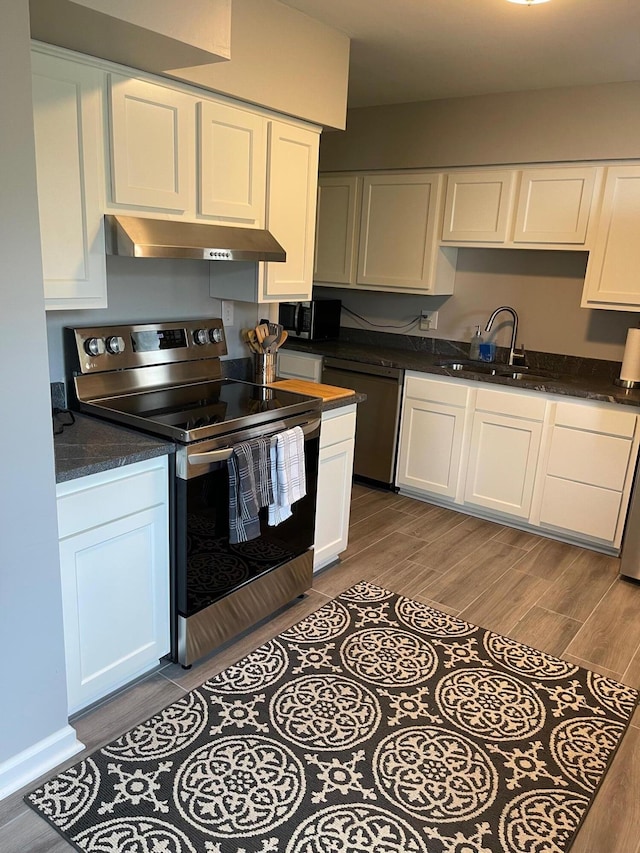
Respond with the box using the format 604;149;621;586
54;414;174;484
283;336;640;409
53;392;362;483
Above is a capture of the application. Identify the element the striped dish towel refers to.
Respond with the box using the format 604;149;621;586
228;436;273;543
268;426;306;527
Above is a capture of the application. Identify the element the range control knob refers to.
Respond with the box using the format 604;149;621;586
193;329;209;345
84;337;105;357
106;335;126;354
209;327;224;343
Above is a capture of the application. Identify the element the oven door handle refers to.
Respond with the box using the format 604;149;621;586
187;417;322;467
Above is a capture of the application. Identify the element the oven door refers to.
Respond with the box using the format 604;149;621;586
173;413;320;664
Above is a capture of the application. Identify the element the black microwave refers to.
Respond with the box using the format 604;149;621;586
278;299;341;341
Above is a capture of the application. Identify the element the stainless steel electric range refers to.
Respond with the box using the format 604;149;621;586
66;319;322;666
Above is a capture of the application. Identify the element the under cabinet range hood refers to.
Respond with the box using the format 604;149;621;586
104;215;286;262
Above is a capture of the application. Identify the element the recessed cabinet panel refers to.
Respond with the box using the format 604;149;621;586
357;173;441;290
464;412;542;518
582;166;640;309
109;76;191;210
546;427;632;491
441;171;514;242
539;477;622;542
514;168;596;244
261;122;320;300
32;53;107;310
314;175;360;284
198;101;266;224
397;401;466;498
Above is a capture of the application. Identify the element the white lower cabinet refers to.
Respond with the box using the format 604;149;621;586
532;400;639;548
314;406;356;571
397;375;471;500
397;371;639;551
464;388;546;519
56;457;170;715
277;350;324;382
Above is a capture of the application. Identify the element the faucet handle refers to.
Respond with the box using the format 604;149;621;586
512;344;527;366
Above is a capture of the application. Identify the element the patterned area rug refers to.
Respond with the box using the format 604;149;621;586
26;582;638;853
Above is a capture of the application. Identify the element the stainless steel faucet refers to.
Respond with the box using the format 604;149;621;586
484;306;526;366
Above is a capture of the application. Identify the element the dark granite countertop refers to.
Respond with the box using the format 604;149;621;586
319;392;366;412
54;414;174;484
53;398;362;484
283;336;640;409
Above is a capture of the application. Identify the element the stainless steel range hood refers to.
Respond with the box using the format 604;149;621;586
104;215;286;262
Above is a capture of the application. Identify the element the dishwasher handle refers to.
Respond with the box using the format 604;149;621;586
323;357;403;381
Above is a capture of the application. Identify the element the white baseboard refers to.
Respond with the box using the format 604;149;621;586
0;725;84;800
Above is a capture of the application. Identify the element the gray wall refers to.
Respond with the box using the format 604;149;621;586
46;257;260;384
317;85;640;361
0;0;69;765
320;82;640;171
316;249;638;362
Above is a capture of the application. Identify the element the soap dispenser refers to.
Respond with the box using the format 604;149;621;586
469;325;483;360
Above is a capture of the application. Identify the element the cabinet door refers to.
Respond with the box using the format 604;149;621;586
464;411;542;518
314;409;356;571
59;503;169;714
109;75;192;211
357;173;441;291
260;121;320;301
513;167;597;245
397;398;467;498
31;52;107;310
582;166;640;310
314;174;361;284
315;437;355;570
198;101;266;225
441;171;515;243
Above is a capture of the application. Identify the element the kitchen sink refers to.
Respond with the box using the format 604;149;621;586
435;361;562;382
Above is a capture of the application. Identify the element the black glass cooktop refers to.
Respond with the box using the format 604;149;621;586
89;379;320;441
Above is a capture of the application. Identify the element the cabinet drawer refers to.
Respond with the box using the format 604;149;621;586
405;374;469;407
278;351;323;381
476;387;546;420
321;409;356;449
547;427;632;490
554;400;637;438
540;476;622;542
57;459;168;539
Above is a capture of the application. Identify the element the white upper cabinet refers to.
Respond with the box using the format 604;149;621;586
259;120;320;301
441;165;600;249
108;75;193;212
357;172;455;294
314;174;361;284
198;101;267;225
513;167;596;245
581;166;640;311
209;119;321;303
442;171;515;243
32;51;107;310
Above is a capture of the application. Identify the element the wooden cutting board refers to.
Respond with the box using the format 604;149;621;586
268;378;355;401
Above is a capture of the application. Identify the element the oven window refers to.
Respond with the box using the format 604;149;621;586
175;435;319;618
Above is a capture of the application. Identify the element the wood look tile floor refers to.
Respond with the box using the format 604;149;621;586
3;483;640;852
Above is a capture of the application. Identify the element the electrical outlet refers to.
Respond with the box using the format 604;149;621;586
420;310;438;331
221;300;234;327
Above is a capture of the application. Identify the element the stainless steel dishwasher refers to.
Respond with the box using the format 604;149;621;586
322;357;404;489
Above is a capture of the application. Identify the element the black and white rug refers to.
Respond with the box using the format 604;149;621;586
26;582;638;852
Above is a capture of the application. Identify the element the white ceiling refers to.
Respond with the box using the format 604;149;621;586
278;0;640;108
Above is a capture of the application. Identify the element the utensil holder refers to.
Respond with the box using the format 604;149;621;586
254;352;277;384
